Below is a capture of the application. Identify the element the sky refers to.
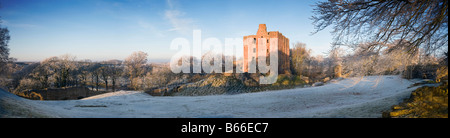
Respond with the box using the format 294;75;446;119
0;0;334;62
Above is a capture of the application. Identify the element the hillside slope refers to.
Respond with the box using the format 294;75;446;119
0;88;51;117
0;75;424;118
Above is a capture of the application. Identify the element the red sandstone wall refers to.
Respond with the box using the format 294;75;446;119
243;24;290;74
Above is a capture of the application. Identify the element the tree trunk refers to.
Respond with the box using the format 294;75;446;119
91;74;95;90
129;77;133;90
44;75;48;88
83;75;86;86
334;64;342;78
96;74;99;91
105;79;108;91
112;78;116;92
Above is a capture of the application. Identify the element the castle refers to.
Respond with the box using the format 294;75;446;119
243;24;290;74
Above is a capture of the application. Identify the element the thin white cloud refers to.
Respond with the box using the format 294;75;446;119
137;20;166;37
1;20;39;28
164;0;195;35
166;0;174;9
164;10;194;32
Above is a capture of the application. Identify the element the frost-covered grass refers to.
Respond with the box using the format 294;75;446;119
1;75;424;118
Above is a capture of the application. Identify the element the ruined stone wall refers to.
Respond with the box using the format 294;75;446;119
275;32;290;74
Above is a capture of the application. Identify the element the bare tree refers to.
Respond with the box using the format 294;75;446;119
78;59;92;86
88;63;101;91
144;67;173;89
99;66;110;91
312;0;448;55
124;51;148;90
107;60;122;92
55;54;76;88
31;63;51;89
340;40;419;77
94;68;100;91
0;21;10;75
291;42;311;76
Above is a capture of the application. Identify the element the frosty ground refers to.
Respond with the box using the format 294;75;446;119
0;75;425;118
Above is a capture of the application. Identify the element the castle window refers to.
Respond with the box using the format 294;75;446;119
253;48;256;53
253;38;256;44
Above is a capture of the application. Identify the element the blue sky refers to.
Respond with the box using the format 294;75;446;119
0;0;333;62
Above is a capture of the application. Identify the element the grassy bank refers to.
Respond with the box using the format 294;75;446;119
383;82;448;118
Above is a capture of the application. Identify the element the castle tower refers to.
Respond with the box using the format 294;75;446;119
257;24;267;36
243;24;290;74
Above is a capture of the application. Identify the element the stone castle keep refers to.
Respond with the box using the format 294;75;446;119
243;24;290;74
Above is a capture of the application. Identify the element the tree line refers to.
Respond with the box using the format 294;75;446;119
290;39;447;84
6;51;179;93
